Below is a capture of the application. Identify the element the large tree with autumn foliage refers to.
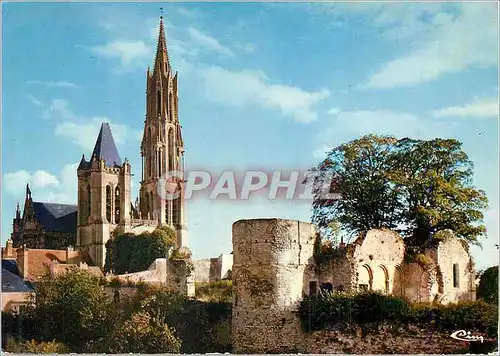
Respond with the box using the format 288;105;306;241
310;134;488;247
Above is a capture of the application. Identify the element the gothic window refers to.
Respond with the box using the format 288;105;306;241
106;185;112;223
157;90;161;115
169;92;173;118
172;197;179;226
309;281;317;296
86;185;91;220
168;128;174;170
148;128;152;178
158;149;162;177
453;263;460;288
115;187;120;224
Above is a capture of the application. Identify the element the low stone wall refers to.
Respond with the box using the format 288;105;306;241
301;325;494;354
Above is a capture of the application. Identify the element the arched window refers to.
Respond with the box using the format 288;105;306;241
172;196;179;226
453;263;460;288
158;149;162;177
86;185;91;221
168;128;174;170
169;92;173;118
148;128;152;178
157;90;161;115
106;185;112;223
115;187;121;224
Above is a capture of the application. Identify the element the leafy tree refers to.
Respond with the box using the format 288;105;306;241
106;312;181;353
311;134;488;247
23;268;116;352
389;137;488;246
107;226;177;274
477;266;498;305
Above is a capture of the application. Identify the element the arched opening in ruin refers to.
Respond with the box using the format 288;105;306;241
309;281;317;295
358;264;373;292
379;265;389;294
393;264;404;297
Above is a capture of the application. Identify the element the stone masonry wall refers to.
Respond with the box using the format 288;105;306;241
232;218;315;353
434;234;475;303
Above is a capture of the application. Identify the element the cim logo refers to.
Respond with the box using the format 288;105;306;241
450;330;484;343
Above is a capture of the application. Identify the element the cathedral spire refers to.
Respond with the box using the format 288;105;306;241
153;15;170;74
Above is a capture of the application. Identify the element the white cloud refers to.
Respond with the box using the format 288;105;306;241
4;164;78;205
3;170;60;197
363;3;498;89
314;109;454;158
92;40;152;68
187;27;235;57
27;80;80;89
432;97;499;119
54;117;142;152
32;98;141;151
198;65;330;123
41;99;77;120
28;94;44;107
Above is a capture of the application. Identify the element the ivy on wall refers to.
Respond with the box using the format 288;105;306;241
104;226;177;274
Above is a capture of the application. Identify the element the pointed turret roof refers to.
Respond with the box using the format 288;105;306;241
91;123;122;167
153;17;170;73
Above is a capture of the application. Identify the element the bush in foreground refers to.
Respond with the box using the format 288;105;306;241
299;291;498;338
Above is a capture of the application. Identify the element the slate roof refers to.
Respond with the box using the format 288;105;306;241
2;260;35;293
32;202;77;234
91;122;122;167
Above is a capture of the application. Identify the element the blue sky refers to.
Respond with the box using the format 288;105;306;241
2;2;499;270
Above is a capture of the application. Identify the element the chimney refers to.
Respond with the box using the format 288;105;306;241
339;236;346;249
5;239;14;258
17;246;29;279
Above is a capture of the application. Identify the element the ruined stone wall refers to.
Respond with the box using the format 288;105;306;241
232;218;315;353
433;235;475;303
317;256;354;292
193;258;211;282
349;230;406;294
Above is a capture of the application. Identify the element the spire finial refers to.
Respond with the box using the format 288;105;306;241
160;6;164;20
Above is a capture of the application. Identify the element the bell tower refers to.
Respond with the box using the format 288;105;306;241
139;16;188;247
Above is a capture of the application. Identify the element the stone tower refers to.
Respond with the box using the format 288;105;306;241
232;218;316;353
140;17;188;248
76;123;132;267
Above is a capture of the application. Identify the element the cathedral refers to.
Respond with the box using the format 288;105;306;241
11;17;188;268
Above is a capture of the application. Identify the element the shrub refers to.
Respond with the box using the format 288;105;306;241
106;312;181;353
195;280;233;303
477;265;498;305
106;226;177;274
299;291;498;337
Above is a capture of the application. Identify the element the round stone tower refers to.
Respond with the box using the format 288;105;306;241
231;218;316;353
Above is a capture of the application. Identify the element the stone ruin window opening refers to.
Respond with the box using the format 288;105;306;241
114;187;121;224
453;263;460;288
320;282;333;294
309;281;317;296
106;185;112;223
